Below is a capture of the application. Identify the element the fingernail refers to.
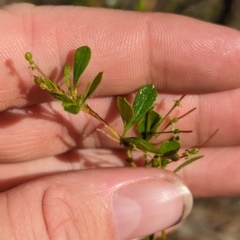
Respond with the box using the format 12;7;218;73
112;174;192;240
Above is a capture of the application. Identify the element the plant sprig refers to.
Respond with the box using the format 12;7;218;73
25;46;217;240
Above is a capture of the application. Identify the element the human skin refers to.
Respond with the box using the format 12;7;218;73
0;3;240;239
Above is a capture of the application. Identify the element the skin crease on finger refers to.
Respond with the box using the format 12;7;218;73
0;5;240;156
0;5;240;155
1;146;240;197
1;90;240;161
0;5;240;197
0;3;240;111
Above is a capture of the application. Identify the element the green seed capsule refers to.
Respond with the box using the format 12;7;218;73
34;76;42;85
152;156;161;167
190;148;199;154
171;153;180;161
25;52;32;61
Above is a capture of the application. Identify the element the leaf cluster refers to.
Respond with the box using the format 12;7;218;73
116;86;202;171
25;46;102;114
25;45;204;172
25;45;213;240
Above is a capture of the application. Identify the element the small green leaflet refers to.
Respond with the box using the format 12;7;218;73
159;139;180;156
173;155;203;173
117;97;134;126
122;137;160;155
124;85;157;135
137;109;161;140
161;158;171;168
64;63;71;89
44;78;58;91
82;72;103;102
61;95;81;114
74;46;91;87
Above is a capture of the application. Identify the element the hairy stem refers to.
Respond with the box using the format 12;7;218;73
125;148;137;167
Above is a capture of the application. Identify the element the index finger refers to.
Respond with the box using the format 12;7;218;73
1;4;240;111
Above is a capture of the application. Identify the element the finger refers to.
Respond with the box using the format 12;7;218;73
0;90;240;162
1;147;240;198
0;168;191;240
168;147;240;197
0;148;127;192
1;4;240;110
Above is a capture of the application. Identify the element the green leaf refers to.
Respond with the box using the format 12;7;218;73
117;97;134;126
161;158;171;168
64;63;71;89
61;95;81;114
159;139;180;156
122;137;160;155
83;72;103;102
82;82;91;100
189;148;199;155
50;92;62;101
173;155;204;173
73;46;91;86
37;78;58;92
137;109;161;140
124;84;157;135
44;78;56;90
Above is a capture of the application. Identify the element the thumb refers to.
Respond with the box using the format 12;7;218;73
0;168;192;240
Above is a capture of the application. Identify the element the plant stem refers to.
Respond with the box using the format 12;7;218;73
177;107;196;120
149;233;155;240
159;107;196;134
83;104;120;140
29;59;49;80
161;230;167;240
156;95;185;135
157;130;192;134
197;128;219;148
125;148;137;167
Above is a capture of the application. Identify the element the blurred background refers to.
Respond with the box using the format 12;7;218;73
1;0;240;29
1;0;240;239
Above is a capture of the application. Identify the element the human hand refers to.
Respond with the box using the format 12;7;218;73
1;3;240;239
